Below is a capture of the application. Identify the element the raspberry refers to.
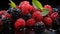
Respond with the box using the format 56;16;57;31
28;6;34;11
20;1;30;5
19;1;32;14
29;6;38;14
1;13;11;19
5;13;11;19
50;12;58;20
2;15;6;19
26;18;36;27
32;11;43;22
0;10;6;15
21;5;29;14
43;17;52;26
14;18;26;29
44;5;52;15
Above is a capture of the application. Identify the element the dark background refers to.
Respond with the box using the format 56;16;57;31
0;0;60;10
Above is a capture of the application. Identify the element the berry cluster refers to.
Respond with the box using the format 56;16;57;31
0;0;60;34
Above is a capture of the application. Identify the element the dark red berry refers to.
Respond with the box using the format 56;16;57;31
20;1;30;5
14;18;26;29
50;12;58;20
26;18;36;27
0;10;6;15
19;1;31;14
43;17;52;26
5;13;11;19
32;11;43;22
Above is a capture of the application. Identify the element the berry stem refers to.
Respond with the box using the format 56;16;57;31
9;0;16;8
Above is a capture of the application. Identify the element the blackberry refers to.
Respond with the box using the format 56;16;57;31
55;29;60;34
53;8;59;12
52;17;60;30
58;11;60;15
53;8;60;15
35;22;45;34
7;8;22;20
2;18;14;34
22;13;32;20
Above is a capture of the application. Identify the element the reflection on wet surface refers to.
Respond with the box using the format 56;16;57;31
0;28;60;34
15;29;60;34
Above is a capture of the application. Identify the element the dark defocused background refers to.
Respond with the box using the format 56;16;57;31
0;0;60;10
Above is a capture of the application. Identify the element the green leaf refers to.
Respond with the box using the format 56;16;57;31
32;0;49;16
41;9;49;16
9;0;16;8
32;0;43;10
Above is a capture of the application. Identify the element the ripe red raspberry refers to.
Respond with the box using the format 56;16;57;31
50;12;58;20
0;10;6;15
21;5;29;14
29;6;39;14
32;11;43;22
2;15;6;19
20;1;30;5
14;18;26;29
26;18;36;26
5;13;11;18
44;5;52;15
19;1;36;14
19;1;31;14
28;6;34;12
43;17;52;26
19;1;34;15
1;13;11;19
